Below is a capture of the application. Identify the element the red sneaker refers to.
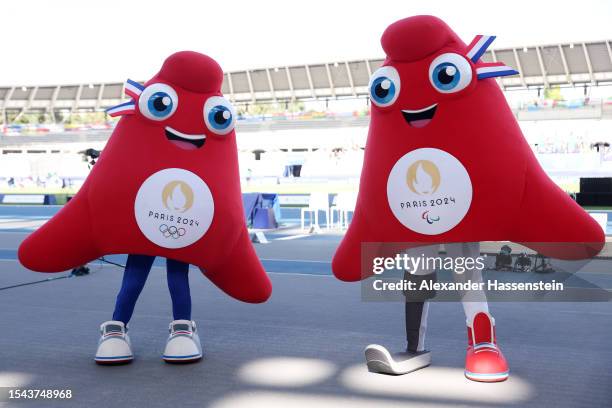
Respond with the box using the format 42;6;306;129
464;312;509;382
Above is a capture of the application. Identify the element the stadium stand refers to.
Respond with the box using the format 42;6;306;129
1;41;611;193
1;40;611;122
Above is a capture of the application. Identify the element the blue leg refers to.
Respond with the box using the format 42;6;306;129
112;254;155;324
166;258;191;321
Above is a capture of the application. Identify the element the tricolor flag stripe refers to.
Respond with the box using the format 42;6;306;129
106;101;135;117
125;79;144;99
466;35;496;62
476;64;519;79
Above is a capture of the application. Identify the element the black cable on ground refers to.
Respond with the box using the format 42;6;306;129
98;256;125;268
0;274;72;291
1;257;124;291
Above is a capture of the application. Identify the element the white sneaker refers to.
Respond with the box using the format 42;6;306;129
95;321;134;365
162;320;202;363
365;344;431;375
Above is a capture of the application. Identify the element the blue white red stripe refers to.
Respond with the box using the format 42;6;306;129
466;35;496;62
476;62;519;79
106;100;135;117
124;79;144;99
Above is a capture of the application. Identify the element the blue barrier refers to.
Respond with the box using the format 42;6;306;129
242;193;261;226
242;193;279;229
261;193;281;223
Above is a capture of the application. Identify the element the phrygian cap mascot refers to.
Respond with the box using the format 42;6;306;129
332;16;604;382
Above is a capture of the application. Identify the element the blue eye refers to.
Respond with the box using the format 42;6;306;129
429;53;473;94
208;105;232;130
138;83;178;121
432;63;460;91
371;77;396;105
369;66;401;107
147;92;174;118
204;96;235;135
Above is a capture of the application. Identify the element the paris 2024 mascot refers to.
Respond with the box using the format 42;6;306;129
332;16;604;382
18;51;272;364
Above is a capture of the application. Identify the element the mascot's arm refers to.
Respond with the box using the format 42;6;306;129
201;227;272;303
513;165;604;260
18;186;100;272
332;207;382;282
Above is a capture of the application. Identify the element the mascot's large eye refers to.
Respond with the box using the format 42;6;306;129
138;83;178;120
429;53;473;93
203;96;236;135
369;66;401;107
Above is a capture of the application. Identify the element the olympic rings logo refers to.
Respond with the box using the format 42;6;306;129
159;224;186;239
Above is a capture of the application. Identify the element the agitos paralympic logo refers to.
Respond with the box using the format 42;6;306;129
421;210;440;224
388;148;471;235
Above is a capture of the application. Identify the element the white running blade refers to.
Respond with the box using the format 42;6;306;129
364;344;431;375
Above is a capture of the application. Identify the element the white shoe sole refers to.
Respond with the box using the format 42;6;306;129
94;355;134;365
365;344;431;375
464;369;509;382
162;353;202;364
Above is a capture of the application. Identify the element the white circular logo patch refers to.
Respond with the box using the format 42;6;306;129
386;148;472;235
134;168;214;248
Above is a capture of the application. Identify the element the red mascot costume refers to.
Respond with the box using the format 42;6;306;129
332;16;604;381
18;51;271;364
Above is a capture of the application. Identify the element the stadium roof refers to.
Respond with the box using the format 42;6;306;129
1;40;611;119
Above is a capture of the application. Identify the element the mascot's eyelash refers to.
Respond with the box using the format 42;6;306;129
465;35;519;80
105;79;144;117
124;79;145;99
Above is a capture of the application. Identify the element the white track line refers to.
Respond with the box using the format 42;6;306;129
272;234;312;241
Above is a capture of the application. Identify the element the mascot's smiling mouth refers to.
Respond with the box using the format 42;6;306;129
165;127;206;150
402;104;437;128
